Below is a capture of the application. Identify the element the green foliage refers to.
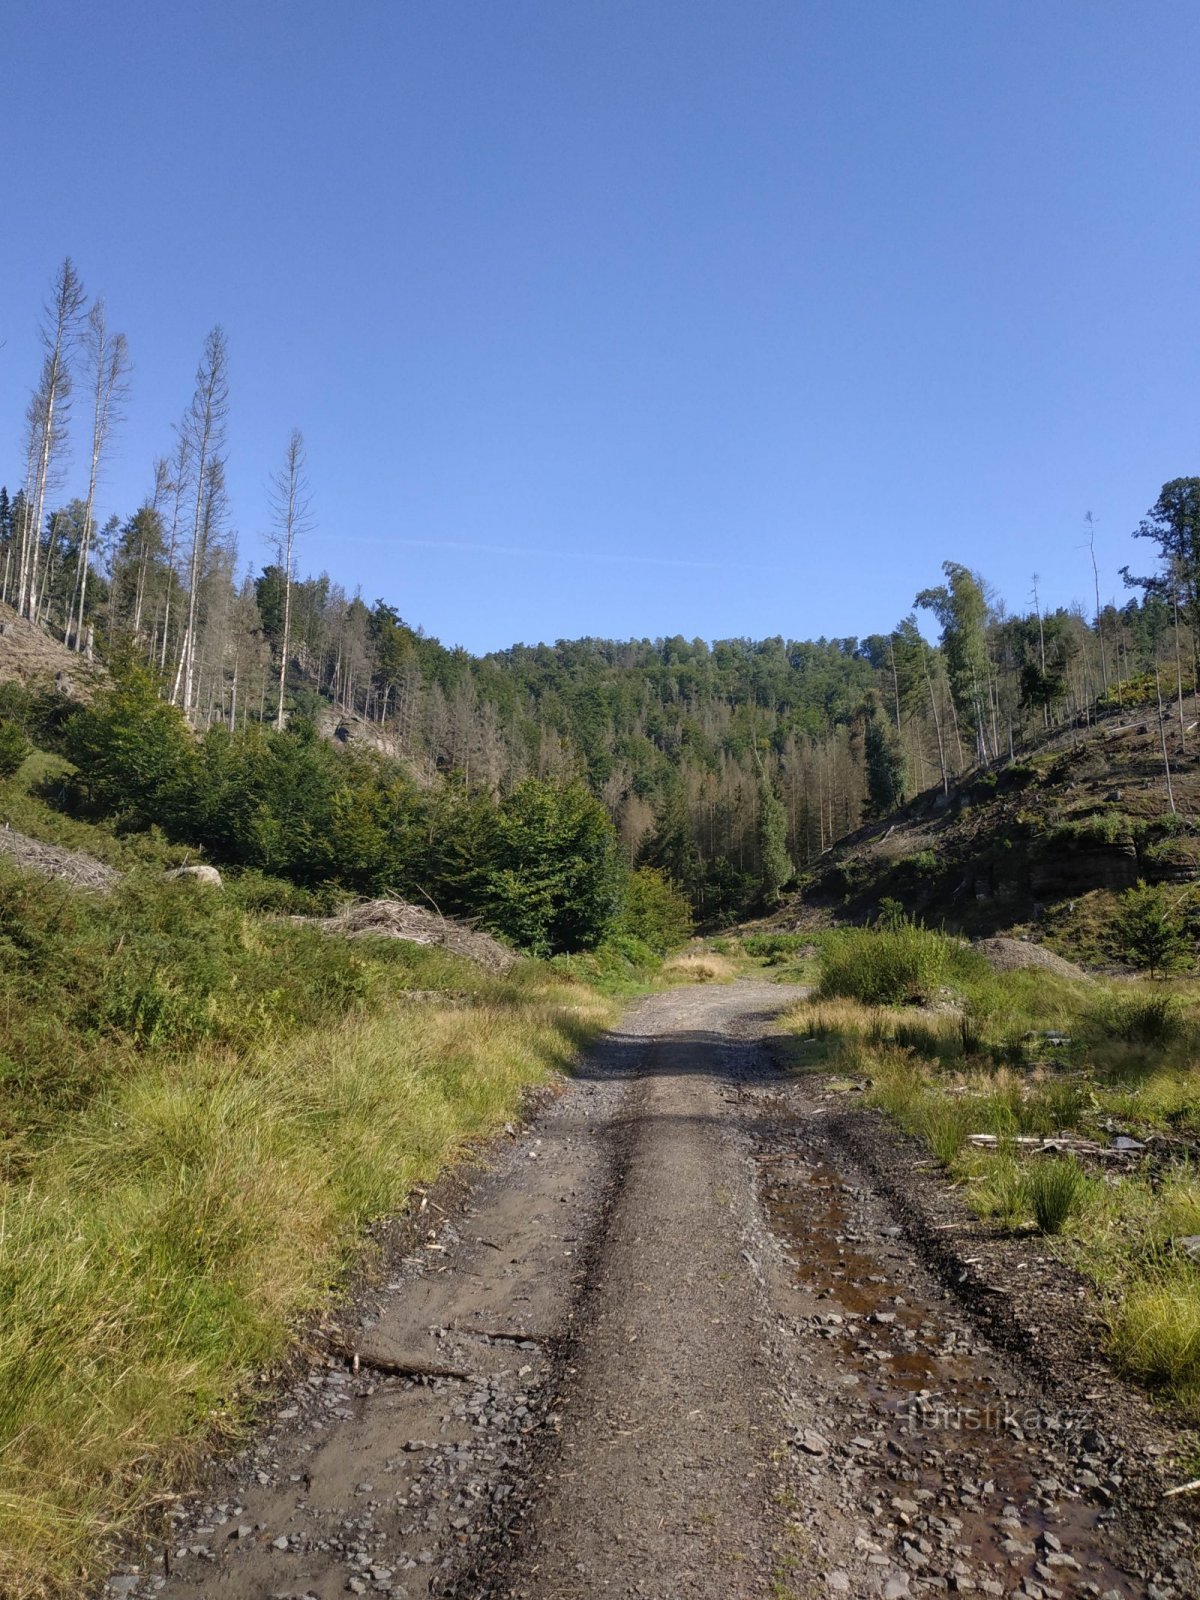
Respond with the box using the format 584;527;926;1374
819;925;979;1006
1049;810;1135;847
617;867;693;953
0;722;31;778
0;862;382;1123
1091;988;1188;1046
742;932;818;959
864;711;904;815
63;664;196;827
0;681;76;752
1116;883;1192;977
875;896;908;930
756;773;792;906
476;779;624;955
899;849;938;877
915;562;992;756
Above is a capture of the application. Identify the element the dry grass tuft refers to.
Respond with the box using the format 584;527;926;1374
662;949;739;984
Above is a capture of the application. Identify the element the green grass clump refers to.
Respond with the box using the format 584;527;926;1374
1021;1156;1093;1234
819;925;984;1006
1107;1279;1200;1399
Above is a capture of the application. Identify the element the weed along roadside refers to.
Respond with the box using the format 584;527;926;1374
0;862;639;1599
775;924;1200;1422
108;975;1196;1600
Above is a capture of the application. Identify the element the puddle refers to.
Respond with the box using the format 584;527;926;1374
762;1155;1137;1593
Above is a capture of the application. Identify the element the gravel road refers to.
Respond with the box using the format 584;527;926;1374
110;981;1197;1600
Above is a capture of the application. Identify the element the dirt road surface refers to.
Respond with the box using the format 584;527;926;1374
112;982;1197;1600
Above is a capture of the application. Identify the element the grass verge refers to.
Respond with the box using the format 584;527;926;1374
780;926;1200;1421
0;820;630;1598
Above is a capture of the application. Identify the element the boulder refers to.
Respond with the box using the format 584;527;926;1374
166;864;223;887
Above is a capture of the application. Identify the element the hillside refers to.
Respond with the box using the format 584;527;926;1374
760;687;1200;965
0;600;103;695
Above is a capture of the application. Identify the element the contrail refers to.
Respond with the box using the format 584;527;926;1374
330;536;731;571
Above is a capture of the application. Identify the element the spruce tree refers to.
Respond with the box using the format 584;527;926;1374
864;709;905;815
757;774;791;907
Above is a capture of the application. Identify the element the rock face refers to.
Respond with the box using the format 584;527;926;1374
166;864;224;887
1029;840;1139;898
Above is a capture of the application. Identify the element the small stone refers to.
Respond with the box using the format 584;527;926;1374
825;1573;851;1594
272;1535;289;1550
798;1429;830;1455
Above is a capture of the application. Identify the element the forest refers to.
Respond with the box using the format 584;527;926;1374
4;258;1198;923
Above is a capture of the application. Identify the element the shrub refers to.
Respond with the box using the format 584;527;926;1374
477;779;625;955
62;665;196;827
900;849;939;876
1091;989;1187;1046
0;721;31;778
743;932;817;959
1115;883;1192;977
618;867;693;953
1021;1156;1091;1234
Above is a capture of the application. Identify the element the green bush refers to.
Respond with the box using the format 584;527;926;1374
900;849;939;877
62;665;197;827
1091;989;1188;1046
617;867;693;953
819;926;973;1006
476;779;625;955
1116;883;1192;977
0;721;31;778
742;932;817;959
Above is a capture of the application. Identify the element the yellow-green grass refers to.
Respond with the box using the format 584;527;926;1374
781;948;1200;1419
661;947;742;984
0;978;612;1599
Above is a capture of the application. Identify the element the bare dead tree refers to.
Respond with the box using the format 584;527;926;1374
69;300;130;650
270;428;312;729
157;432;192;670
1083;511;1109;698
172;327;229;714
19;258;87;619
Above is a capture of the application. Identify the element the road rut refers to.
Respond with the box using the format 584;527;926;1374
115;982;1195;1600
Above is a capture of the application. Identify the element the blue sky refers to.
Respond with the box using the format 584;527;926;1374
3;1;1199;653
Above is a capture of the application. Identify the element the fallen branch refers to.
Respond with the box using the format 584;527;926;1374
966;1134;1129;1157
330;1340;470;1381
1164;1478;1200;1498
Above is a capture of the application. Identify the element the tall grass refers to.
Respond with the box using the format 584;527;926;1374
818;926;985;1006
0;836;620;1597
788;933;1200;1417
1021;1157;1092;1234
1108;1280;1200;1400
0;987;611;1599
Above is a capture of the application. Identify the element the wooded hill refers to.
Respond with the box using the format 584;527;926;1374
5;259;1199;920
